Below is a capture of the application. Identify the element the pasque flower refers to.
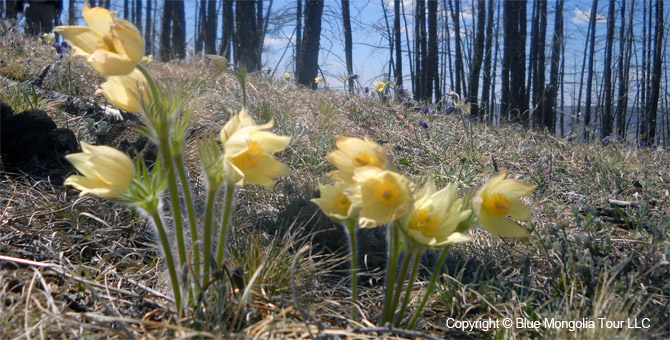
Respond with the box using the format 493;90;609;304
55;2;143;76
374;80;387;92
401;179;470;248
471;170;536;238
315;76;324;84
312;182;359;221
346;167;411;228
220;111;292;189
326;136;388;184
284;72;291;80
65;142;134;198
95;68;149;113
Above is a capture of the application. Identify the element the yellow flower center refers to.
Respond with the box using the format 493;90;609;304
409;209;438;238
374;181;402;206
100;34;117;52
483;192;510;217
334;192;351;215
232;140;264;170
352;151;379;168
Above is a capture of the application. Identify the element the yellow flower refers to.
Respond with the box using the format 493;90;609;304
284;72;291;81
315;76;323;84
205;54;227;73
55;2;143;76
401;179;471;248
141;55;153;65
221;122;292;189
219;107;260;144
471;170;536;238
326;136;388;184
311;182;359;221
449;91;471;115
95;68;149;113
374;80;386;92
64;142;134;198
346;167;411;228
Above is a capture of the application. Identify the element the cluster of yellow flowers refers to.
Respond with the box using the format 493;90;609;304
313;136;536;245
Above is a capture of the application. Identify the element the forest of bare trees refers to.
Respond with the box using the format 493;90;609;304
2;0;668;146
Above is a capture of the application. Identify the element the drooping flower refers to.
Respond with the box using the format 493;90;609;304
205;54;227;73
315;76;324;84
64;142;134;199
346;167;411;228
374;80;387;92
471;170;536;238
95;68;149;113
219;107;259;144
311;182;359;221
401;179;471;248
55;2;143;76
221;117;292;189
326;136;388;184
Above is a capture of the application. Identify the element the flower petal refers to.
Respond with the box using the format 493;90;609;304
478;212;529;238
53;26;98;55
508;198;532;220
493;179;537;199
82;2;115;36
252;131;291;154
88;49;136;76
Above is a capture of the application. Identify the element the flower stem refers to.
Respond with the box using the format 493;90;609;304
202;186;217;288
345;218;358;321
158;139;187;268
215;182;235;266
136;63;160;104
173;152;200;284
381;222;400;324
407;245;451;329
395;248;422;326
146;207;182;314
389;250;413;324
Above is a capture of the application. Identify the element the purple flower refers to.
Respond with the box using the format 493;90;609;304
53;43;62;54
421;105;430;113
445;106;455;115
602;136;609;145
418;121;429;129
651;144;657;150
616;134;622;141
61;41;68;49
349;74;359;80
397;87;408;95
567;136;573;142
323;85;329;90
639;141;646;147
364;86;369;93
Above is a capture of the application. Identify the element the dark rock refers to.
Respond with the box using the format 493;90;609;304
94;120;157;164
1;104;77;183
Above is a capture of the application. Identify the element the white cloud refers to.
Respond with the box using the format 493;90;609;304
572;7;606;25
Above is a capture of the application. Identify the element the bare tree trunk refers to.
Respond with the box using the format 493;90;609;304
427;0;438;102
450;0;464;95
124;0;129;19
402;0;414;91
196;0;206;53
600;0;616;139
145;0;153;56
502;0;527;125
205;0;218;54
68;0;76;24
393;0;402;87
616;0;634;139
295;0;302;75
135;0;142;32
481;0;495;121
342;0;354;92
235;0;259;71
582;0;598;141
219;0;234;59
543;0;563;134
468;0;486;118
172;0;186;60
160;0;173;61
531;0;546;130
413;0;425;100
296;0;324;89
641;0;663;146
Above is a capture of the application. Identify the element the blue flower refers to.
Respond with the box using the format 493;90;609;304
421;105;430;113
616;134;622;141
418;121;429;129
639;141;646;147
349;74;359;80
53;43;63;54
567;136;573;142
364;86;369;93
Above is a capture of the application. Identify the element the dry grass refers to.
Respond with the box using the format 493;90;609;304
1;32;669;339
